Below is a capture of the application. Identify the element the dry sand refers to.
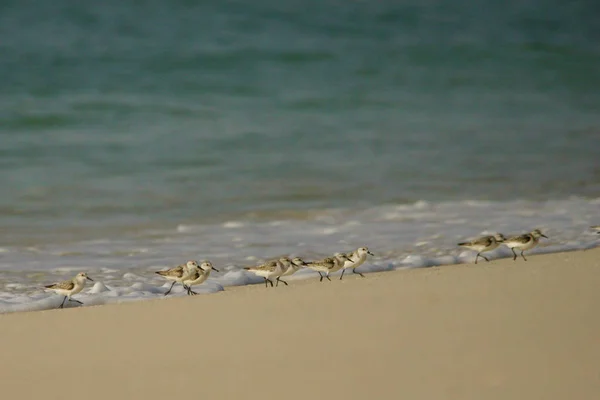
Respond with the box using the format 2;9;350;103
1;249;599;399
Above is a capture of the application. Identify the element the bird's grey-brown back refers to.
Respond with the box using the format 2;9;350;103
156;265;186;278
45;280;75;291
506;229;546;243
246;260;281;272
458;235;495;248
308;256;339;269
511;234;534;244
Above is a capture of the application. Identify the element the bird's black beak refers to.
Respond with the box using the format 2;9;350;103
87;277;94;282
212;267;219;272
541;234;548;238
367;251;374;256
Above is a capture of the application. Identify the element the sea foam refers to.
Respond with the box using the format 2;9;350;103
0;198;599;314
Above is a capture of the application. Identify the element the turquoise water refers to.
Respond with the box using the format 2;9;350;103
0;1;599;267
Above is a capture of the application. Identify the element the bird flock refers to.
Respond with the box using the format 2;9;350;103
458;229;548;264
42;226;599;309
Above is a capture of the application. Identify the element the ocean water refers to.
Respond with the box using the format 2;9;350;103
1;0;599;312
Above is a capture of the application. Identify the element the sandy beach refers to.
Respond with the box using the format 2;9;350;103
1;248;599;400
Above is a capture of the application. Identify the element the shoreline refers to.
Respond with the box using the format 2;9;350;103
1;248;599;399
1;241;599;314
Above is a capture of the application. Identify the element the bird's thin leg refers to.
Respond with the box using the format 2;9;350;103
318;272;324;282
481;254;489;262
68;298;83;305
276;277;288;286
475;253;480;264
511;248;518;261
339;269;345;280
59;296;67;309
264;278;268;288
164;281;176;296
267;279;274;287
353;268;365;278
521;250;527;261
325;274;331;281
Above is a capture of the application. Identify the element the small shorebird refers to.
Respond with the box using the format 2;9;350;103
183;261;219;295
458;233;506;264
338;246;374;279
44;272;93;309
503;229;548;261
306;253;352;282
591;225;600;234
155;260;200;296
277;257;308;286
244;258;287;288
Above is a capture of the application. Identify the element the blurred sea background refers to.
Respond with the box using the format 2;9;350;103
1;0;599;293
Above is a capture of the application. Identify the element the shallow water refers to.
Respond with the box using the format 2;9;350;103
1;1;599;312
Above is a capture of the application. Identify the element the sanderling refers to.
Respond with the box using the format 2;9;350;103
591;225;600;234
44;272;93;309
244;258;287;288
306;253;352;282
183;261;219;295
155;260;200;296
503;229;548;261
339;246;374;280
458;233;506;264
277;257;308;286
